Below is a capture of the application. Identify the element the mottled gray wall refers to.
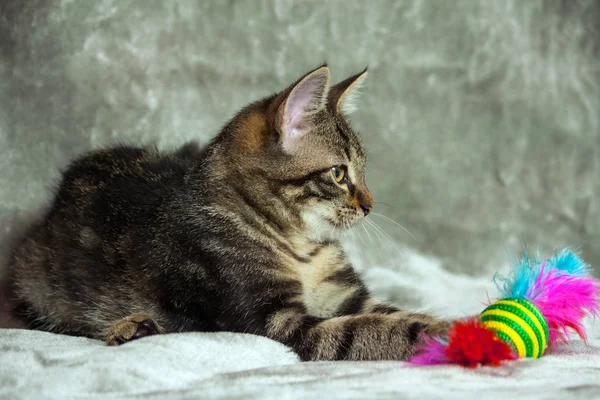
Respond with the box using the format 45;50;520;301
1;0;599;292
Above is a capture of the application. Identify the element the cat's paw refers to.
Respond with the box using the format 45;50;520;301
105;312;163;346
423;319;452;338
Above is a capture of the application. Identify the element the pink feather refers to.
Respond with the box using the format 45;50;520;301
409;336;449;365
527;265;600;345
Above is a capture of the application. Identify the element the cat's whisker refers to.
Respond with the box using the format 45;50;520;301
361;223;376;250
365;218;404;259
367;218;399;249
362;220;388;264
352;224;368;248
361;221;390;265
370;212;415;239
373;201;396;209
347;226;365;263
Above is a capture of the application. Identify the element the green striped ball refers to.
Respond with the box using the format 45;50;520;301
480;298;549;358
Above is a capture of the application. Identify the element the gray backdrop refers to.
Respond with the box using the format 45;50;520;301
1;0;599;313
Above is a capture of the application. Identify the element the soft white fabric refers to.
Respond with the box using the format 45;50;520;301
1;324;599;400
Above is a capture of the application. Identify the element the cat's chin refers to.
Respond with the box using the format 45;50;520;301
306;227;342;243
301;208;344;243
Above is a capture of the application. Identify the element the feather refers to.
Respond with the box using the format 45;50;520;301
410;248;600;368
409;336;449;366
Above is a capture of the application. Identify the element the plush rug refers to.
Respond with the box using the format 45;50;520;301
1;319;599;399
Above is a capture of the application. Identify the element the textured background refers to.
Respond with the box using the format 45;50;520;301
0;0;599;316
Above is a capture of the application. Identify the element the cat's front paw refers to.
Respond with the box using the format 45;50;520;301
105;312;163;346
423;319;452;339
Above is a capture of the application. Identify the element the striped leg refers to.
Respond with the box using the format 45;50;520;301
266;306;449;361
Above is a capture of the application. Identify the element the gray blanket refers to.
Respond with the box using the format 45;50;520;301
2;323;599;399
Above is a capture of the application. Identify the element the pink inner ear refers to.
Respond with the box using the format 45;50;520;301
283;72;329;137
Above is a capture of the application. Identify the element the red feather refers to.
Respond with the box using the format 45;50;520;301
445;319;517;368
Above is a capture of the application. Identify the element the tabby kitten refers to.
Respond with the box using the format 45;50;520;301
9;65;448;361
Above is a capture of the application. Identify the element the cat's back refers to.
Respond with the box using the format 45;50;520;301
8;143;201;334
42;143;202;256
54;144;193;220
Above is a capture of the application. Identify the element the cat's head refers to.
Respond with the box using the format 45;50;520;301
214;65;373;242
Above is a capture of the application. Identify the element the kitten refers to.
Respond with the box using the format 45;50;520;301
9;65;448;360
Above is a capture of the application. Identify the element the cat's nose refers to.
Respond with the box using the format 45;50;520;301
360;203;373;216
357;187;373;216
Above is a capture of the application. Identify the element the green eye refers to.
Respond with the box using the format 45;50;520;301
331;166;345;183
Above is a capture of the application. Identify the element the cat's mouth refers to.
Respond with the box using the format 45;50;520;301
335;206;366;230
328;215;363;229
301;205;365;242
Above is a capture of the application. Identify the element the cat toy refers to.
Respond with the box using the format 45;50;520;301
410;248;600;368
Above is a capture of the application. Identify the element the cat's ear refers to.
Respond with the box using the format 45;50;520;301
328;68;368;116
273;65;331;152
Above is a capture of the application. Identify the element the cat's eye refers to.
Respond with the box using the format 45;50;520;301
331;166;346;183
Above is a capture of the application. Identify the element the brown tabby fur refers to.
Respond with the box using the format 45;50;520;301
8;65;449;361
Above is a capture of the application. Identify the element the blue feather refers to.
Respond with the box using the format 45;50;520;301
546;249;587;276
493;248;586;300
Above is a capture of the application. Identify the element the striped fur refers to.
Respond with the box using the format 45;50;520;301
8;66;448;360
